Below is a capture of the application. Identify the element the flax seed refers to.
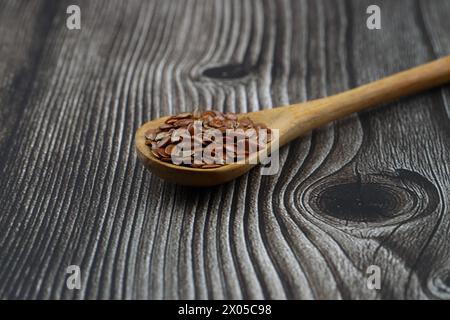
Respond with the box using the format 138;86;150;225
144;109;270;169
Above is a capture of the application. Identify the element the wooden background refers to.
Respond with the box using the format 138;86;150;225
0;0;449;300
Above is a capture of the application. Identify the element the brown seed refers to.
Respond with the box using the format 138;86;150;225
208;118;224;128
156;147;169;158
187;123;195;135
223;119;235;128
155;131;170;141
145;128;158;140
157;136;171;148
159;123;174;130
165;118;178;124
174;118;194;127
165;144;175;155
201;116;213;125
151;150;161;159
202;111;216;117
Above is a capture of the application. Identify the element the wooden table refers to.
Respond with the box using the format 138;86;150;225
0;0;449;300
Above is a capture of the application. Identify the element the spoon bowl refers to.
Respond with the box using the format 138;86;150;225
135;109;284;186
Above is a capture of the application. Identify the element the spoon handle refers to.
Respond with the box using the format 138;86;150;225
287;55;450;138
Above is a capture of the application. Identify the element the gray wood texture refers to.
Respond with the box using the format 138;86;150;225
0;0;449;300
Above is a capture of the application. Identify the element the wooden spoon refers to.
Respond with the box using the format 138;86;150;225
136;56;450;187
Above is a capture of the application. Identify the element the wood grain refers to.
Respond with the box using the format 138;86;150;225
0;0;449;300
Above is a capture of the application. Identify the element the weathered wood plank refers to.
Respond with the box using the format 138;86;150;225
0;0;449;300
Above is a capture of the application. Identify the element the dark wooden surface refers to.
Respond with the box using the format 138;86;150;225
0;0;449;300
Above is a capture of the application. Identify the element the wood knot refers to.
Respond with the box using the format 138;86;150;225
202;63;254;80
317;183;399;223
303;169;439;228
428;268;450;299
